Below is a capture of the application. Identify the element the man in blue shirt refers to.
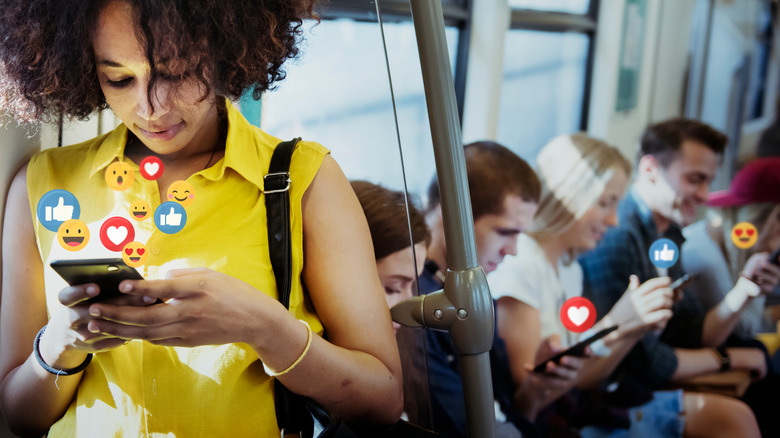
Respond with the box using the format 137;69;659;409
579;118;774;435
422;141;586;437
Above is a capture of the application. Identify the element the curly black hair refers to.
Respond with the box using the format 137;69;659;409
0;0;317;122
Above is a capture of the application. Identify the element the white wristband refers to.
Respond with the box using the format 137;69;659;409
724;277;760;312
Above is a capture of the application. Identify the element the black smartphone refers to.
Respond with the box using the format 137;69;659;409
769;245;780;266
670;273;696;290
533;325;618;373
50;258;143;301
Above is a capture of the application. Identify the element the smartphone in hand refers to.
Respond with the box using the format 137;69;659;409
769;245;780;266
533;325;618;373
670;273;697;290
50;258;143;302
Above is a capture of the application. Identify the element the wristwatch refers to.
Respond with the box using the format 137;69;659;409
712;347;731;372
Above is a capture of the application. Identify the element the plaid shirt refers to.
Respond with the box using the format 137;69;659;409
578;189;705;405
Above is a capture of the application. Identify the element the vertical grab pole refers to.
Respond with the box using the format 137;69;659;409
408;1;496;437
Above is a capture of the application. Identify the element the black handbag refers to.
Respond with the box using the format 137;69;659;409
264;139;438;438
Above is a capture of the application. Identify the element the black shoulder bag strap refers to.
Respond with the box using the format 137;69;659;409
265;138;314;437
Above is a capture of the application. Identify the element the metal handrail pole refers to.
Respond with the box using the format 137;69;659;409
407;1;496;437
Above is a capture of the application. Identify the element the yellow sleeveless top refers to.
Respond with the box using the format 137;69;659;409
26;100;328;437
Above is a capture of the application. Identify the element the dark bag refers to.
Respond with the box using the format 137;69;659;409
264;139;438;438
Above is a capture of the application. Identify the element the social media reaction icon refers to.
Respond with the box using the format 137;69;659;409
167;180;194;208
122;241;148;267
56;219;89;252
731;222;758;249
129;200;151;221
139;156;164;180
37;189;80;232
560;297;596;333
649;238;679;269
154;201;187;234
99;217;136;251
105;161;135;191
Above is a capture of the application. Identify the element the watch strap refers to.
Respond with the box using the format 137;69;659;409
713;347;731;372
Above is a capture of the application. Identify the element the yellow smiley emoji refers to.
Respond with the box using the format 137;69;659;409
731;222;759;249
122;241;148;268
57;219;89;251
105;161;135;191
167;180;194;208
129;200;151;221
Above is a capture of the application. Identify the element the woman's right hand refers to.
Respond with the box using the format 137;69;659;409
514;335;589;419
39;283;154;369
605;275;674;336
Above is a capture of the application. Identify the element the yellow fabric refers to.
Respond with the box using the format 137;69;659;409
27;100;328;437
755;322;780;356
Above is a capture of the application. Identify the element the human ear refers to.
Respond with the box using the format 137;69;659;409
638;155;660;184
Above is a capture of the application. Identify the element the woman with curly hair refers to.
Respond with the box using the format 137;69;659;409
0;1;403;436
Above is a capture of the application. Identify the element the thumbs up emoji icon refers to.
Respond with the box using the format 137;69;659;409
154;201;187;234
46;197;75;222
37;189;81;232
655;244;675;262
649;238;679;268
160;207;182;227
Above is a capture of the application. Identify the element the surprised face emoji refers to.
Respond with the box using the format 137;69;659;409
105;161;135;191
731;222;759;249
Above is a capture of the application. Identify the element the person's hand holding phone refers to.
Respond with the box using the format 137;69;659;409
34;280;156;374
54;281;156;349
741;252;780;295
82;268;284;348
604;275;674;336
42;259;157;365
514;334;590;419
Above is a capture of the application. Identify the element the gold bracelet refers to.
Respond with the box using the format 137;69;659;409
263;320;312;377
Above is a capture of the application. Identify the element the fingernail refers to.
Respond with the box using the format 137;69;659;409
87;286;98;296
143;296;156;304
88;322;100;333
121;282;133;292
89;306;100;316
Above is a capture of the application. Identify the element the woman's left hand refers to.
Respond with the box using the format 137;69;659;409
742;252;780;295
85;268;279;347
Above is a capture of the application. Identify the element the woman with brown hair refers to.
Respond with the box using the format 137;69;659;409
0;1;402;436
351;180;431;427
351;181;430;326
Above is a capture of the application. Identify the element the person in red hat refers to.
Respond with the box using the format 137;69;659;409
682;157;780;339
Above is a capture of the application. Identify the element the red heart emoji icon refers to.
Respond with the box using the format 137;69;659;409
125;247;133;255
735;229;743;236
137;248;145;255
747;229;755;236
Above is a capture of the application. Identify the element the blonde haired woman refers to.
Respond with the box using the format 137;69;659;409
489;134;760;437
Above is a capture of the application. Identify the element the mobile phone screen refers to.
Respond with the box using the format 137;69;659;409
769;245;780;266
670;274;695;290
50;258;143;302
533;325;618;373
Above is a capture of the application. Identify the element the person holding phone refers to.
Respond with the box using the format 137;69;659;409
682;157;780;339
489;133;759;437
578;119;770;436
0;1;403;436
422;141;587;438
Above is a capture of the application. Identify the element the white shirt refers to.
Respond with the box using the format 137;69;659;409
489;234;583;347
